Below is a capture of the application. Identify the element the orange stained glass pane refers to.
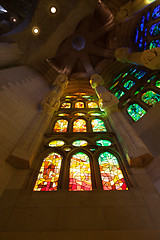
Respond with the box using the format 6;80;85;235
33;152;62;191
74;113;85;116
75;101;84;108
69;152;92;191
73;119;87;132
88;101;98;108
54;119;68;132
61;102;71;108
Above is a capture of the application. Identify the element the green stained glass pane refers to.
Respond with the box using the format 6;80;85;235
141;90;160;106
156;80;160;88
98;152;128;190
96;140;112;147
124;80;135;90
110;81;119;90
82;95;91;98
49;140;65;147
61;102;71;108
54;119;68;132
115;90;125;99
65;96;76;98
72;140;88;147
69;152;92;191
58;113;69;116
90;113;102;116
33;153;62;191
113;73;123;82
88;101;98;108
75;101;84;108
134;70;146;79
73;119;87;132
149;39;160;49
127;104;146;121
91;119;107;132
134;87;144;95
147;75;156;83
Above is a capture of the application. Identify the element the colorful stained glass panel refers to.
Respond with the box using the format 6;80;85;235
61;102;71;108
156;80;160;88
49;140;65;147
58;113;69;116
90;113;102;116
75;101;84;108
33;153;62;191
72;140;88;147
127;103;146;121
74;113;85;116
115;90;125;99
98;152;128;190
88;102;98;108
73;119;87;132
149;39;160;49
96;140;112;147
134;70;146;79
91;119;107;132
69;152;92;191
141;90;160;106
150;22;160;36
54;119;68;132
152;5;160;19
124;80;135;90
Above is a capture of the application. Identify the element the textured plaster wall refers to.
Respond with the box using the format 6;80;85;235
0;66;49;195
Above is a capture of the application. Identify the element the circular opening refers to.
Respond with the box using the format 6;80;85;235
32;27;40;35
50;6;57;14
72;36;85;50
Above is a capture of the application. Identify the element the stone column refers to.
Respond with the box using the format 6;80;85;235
0;43;22;67
90;73;153;167
115;47;160;70
116;0;156;22
7;74;68;168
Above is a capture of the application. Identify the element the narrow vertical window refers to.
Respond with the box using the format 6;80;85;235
33;152;62;191
54;119;68;132
73;119;87;132
91;119;107;132
98;151;128;190
69;152;92;191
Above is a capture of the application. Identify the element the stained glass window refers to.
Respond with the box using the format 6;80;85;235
147;75;156;83
135;28;139;43
156;80;160;88
149;39;160;49
73;119;87;132
75;101;84;108
54;119;68;132
124;80;135;90
74;113;85;116
88;102;98;108
90;113;102;116
140;16;145;31
98;152;128;190
96;140;112;147
91;119;107;132
127;103;146;121
33;152;62;191
72;140;88;147
113;73;123;82
58;113;69;116
147;11;150;22
110;81;119;90
69;152;92;191
49;140;65;147
139;36;143;51
141;90;160;106
150;22;160;36
134;87;144;95
134;70;146;79
115;90;125;99
152;5;160;19
61;102;71;108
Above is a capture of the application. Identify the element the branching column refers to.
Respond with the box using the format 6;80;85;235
7;74;68;168
115;47;160;70
90;73;153;167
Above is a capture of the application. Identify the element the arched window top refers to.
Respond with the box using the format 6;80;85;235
96;140;112;147
33;152;62;191
75;101;84;108
54;119;68;132
141;90;160;106
115;90;125;99
127;103;146;121
61;102;71;108
69;152;92;191
72;140;88;147
87;101;98;108
150;22;160;36
91;119;107;132
149;39;160;49
48;140;65;147
98;151;128;190
73;119;87;132
152;5;160;19
156;80;160;88
124;80;135;90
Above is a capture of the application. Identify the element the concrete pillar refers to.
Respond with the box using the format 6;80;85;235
116;0;156;22
115;47;160;70
0;43;22;67
7;74;68;168
90;73;153;167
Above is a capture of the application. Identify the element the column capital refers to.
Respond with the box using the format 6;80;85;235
90;74;104;89
41;90;60;115
99;88;119;113
53;73;68;89
141;47;160;70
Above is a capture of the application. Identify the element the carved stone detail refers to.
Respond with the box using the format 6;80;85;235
90;73;104;89
53;73;68;89
141;48;160;70
114;47;131;63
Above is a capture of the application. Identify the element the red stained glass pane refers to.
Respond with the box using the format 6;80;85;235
73;119;87;132
75;101;84;108
54;119;68;132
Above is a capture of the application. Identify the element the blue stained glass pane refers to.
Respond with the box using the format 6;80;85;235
124;80;135;90
138;36;143;51
150;22;160;36
140;16;145;31
135;28;139;43
147;75;156;83
130;69;137;75
147;11;150;21
115;90;125;99
127;104;146;121
144;42;147;50
134;70;146;79
149;39;160;49
152;5;160;20
144;28;147;37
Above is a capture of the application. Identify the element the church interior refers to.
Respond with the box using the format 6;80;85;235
0;0;160;239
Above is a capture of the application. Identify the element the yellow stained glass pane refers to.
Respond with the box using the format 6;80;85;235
61;102;71;108
73;119;87;132
75;101;84;108
88;102;98;108
49;140;65;147
54;119;68;132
